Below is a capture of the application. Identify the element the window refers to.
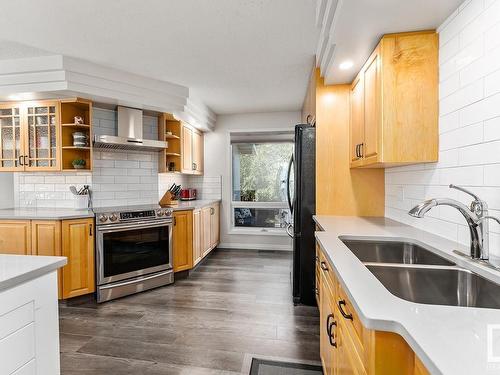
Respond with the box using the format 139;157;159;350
231;138;294;232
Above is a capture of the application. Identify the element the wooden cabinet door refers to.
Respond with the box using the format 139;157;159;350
0;104;25;171
320;273;336;375
31;220;63;298
210;204;220;248
24;101;60;171
182;124;193;173
201;206;212;257
350;75;364;165
363;49;381;162
172;210;193;272
0;220;31;255
192;209;202;266
192;130;204;174
61;218;95;299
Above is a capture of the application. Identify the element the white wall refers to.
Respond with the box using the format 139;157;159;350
386;0;500;257
0;173;14;208
205;111;300;251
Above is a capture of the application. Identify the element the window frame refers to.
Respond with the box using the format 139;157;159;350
228;136;294;235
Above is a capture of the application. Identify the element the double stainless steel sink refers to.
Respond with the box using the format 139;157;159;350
341;239;500;309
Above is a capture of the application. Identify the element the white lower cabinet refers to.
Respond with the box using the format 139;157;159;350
0;271;60;375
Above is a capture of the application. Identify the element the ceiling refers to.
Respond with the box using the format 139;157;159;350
0;0;463;116
0;0;318;115
319;0;463;84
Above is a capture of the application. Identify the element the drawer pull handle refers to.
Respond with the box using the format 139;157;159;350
338;300;353;320
320;261;328;271
326;313;337;348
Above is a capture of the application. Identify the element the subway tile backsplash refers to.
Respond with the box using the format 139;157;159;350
386;0;500;257
13;107;221;208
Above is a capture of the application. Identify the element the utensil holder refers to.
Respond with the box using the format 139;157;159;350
75;195;89;209
159;191;178;206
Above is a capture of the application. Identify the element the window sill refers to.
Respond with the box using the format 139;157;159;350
228;228;289;237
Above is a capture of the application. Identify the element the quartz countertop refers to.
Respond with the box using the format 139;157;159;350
0;207;95;220
163;199;221;211
314;215;500;375
0;254;67;292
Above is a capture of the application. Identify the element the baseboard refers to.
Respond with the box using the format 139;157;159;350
218;242;292;251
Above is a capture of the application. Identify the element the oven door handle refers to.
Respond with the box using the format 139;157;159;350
98;270;173;290
97;219;173;232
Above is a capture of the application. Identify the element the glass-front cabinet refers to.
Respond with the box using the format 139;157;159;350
0;100;60;171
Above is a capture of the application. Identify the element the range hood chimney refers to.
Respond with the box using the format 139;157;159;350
93;106;168;151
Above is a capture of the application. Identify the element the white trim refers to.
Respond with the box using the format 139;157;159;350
228;228;288;237
218;242;292;251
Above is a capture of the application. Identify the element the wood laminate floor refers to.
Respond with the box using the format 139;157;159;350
59;249;320;374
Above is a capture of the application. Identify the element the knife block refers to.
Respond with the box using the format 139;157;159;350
160;191;178;206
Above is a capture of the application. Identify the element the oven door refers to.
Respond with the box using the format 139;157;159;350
96;219;173;285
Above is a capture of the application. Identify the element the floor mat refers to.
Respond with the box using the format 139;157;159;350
249;358;323;375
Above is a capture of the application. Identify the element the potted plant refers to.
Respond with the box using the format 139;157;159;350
72;158;86;169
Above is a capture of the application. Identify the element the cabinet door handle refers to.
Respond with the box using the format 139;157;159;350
359;143;364;158
326;314;337;348
338;300;353;320
355;144;359;158
18;155;23;166
173;217;177;226
320;261;328;271
24;155;29;166
210;207;214;215
89;224;93;236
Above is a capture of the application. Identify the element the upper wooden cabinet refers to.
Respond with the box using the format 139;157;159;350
0;101;60;171
158;114;204;175
350;31;438;168
0;98;93;172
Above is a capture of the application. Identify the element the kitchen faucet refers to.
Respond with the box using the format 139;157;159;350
408;184;500;261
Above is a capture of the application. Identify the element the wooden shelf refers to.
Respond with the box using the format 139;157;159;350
165;152;181;156
165;134;180;139
62;123;91;128
62;146;91;150
62;168;91;172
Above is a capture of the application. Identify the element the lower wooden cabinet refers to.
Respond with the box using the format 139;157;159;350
173;203;220;272
317;243;430;375
0;218;95;300
61;218;95;299
173;210;194;272
0;220;32;255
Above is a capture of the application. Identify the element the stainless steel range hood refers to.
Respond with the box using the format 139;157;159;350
93;106;168;151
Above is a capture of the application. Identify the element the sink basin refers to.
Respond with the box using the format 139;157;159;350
342;239;455;266
367;265;500;309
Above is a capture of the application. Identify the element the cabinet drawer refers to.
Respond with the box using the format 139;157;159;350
319;249;336;299
0;302;34;340
11;360;35;375
338;318;367;375
0;323;35;375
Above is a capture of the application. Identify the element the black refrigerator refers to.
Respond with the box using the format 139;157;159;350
286;123;316;306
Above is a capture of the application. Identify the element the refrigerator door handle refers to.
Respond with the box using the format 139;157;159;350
286;223;294;238
286;154;294;214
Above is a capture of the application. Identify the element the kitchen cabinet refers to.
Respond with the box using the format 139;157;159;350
182;124;203;174
301;68;316;124
173;210;194;272
317;242;429;375
0;220;31;255
158;114;204;175
0;101;60;171
349;31;438;168
31;220;62;298
61;218;95;299
0;218;95;299
193;209;202;266
172;203;220;272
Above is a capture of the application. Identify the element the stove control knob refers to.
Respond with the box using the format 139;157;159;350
109;213;118;222
98;214;108;223
157;209;165;217
164;209;172;217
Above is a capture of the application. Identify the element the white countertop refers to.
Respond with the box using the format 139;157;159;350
0;254;67;292
0;207;94;220
314;215;500;375
163;199;221;211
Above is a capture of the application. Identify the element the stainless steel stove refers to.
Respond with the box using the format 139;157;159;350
94;204;174;303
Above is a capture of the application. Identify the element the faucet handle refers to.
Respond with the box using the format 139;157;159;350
449;184;486;216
